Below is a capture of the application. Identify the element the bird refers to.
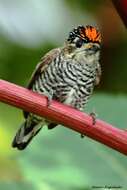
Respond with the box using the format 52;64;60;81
12;25;102;150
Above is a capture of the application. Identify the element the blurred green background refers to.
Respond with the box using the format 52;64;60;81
0;0;127;190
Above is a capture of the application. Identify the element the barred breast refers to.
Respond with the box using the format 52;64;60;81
32;53;97;111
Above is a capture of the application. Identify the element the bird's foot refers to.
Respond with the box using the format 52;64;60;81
90;111;97;125
47;96;52;107
44;91;53;107
80;110;97;138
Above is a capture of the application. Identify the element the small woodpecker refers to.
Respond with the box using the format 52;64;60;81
12;25;102;150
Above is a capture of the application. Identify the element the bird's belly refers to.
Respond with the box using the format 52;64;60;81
55;78;95;111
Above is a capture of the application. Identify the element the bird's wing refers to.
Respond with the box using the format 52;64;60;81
95;63;101;86
27;48;60;89
23;48;60;118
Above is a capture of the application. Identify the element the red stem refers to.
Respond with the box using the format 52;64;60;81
0;79;127;155
112;0;127;27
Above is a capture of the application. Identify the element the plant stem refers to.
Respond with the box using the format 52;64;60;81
0;79;127;155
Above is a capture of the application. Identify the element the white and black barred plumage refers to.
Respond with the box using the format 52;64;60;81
12;25;102;150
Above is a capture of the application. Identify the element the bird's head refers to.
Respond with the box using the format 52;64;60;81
64;25;101;60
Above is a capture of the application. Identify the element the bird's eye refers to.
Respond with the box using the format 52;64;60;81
75;39;83;48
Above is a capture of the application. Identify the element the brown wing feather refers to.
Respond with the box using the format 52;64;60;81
27;48;60;89
23;48;60;118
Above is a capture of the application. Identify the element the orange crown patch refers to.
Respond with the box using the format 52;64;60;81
80;26;101;43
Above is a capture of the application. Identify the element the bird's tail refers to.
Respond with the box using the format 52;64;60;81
12;120;42;150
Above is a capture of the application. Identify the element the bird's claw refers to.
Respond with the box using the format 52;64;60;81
80;111;97;138
90;111;97;125
47;96;52;107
